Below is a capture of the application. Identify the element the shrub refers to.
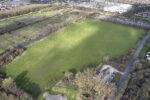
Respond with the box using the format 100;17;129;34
0;91;19;100
62;72;74;85
75;68;115;100
0;4;51;18
102;56;110;63
1;77;13;90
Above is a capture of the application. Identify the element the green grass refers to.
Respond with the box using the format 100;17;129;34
139;39;150;58
3;19;145;97
0;9;61;29
0;34;15;54
9;15;64;39
0;12;71;54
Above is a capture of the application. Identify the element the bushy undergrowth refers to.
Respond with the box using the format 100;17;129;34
0;72;33;100
0;4;51;18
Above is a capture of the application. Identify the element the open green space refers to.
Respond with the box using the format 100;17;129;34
139;38;150;58
0;12;80;54
0;9;62;29
3;19;145;97
0;34;15;53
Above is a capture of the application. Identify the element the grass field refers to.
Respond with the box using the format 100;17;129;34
0;9;62;29
139;38;150;58
3;19;145;97
0;34;15;53
0;11;76;54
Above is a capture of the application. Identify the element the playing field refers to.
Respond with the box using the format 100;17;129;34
0;11;79;54
3;19;145;97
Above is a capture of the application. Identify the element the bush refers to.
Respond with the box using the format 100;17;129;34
0;91;19;100
62;72;74;85
0;4;51;18
1;77;13;90
102;56;110;63
75;68;115;100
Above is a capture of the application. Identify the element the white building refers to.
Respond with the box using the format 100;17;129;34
98;65;123;84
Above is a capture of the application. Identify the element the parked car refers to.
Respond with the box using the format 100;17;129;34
146;52;150;60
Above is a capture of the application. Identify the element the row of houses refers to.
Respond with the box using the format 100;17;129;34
135;10;150;21
0;3;17;11
0;1;31;11
103;0;150;4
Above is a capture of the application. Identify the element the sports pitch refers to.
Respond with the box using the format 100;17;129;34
3;18;145;96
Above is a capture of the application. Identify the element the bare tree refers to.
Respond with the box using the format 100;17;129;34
75;68;116;100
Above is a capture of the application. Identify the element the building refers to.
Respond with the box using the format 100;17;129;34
97;65;123;84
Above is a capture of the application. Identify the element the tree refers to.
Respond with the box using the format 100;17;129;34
75;68;115;100
1;77;13;91
62;72;74;85
102;56;110;63
0;91;19;100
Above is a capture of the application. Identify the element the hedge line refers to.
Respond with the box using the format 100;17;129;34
0;4;51;19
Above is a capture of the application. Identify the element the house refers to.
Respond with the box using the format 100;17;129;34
97;65;123;84
146;52;150;60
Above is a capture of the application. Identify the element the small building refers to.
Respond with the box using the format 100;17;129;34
146;52;150;60
97;65;123;84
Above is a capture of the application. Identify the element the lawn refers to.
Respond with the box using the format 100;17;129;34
3;19;145;97
0;11;74;54
0;9;62;29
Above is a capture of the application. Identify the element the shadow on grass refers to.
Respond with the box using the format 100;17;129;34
69;68;77;75
14;71;41;97
5;19;145;98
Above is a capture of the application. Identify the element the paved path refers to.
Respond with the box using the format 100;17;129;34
109;34;150;100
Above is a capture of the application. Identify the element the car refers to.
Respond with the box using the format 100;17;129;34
146;52;150;60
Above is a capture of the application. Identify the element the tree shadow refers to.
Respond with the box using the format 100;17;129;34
80;62;99;72
14;71;41;97
69;68;77;75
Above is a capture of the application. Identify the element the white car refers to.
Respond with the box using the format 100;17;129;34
146;52;150;60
